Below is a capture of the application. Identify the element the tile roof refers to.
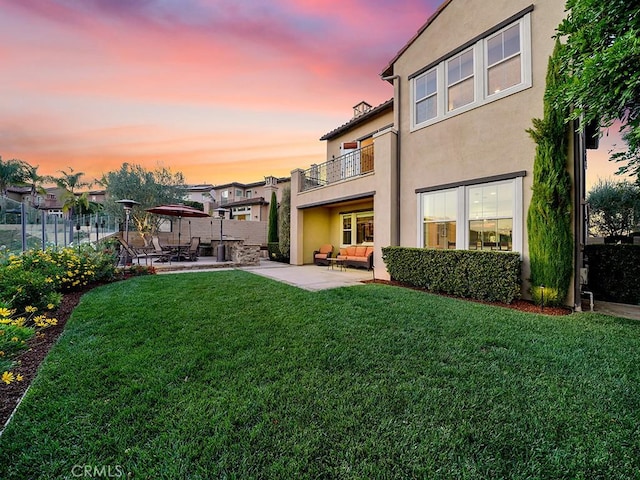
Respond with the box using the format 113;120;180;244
320;98;393;141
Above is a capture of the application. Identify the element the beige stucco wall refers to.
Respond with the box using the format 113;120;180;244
325;109;394;160
391;0;568;298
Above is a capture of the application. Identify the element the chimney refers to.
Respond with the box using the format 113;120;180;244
353;101;373;118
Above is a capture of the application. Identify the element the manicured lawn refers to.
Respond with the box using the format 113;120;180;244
1;271;639;479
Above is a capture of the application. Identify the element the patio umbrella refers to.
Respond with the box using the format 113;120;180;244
145;204;210;245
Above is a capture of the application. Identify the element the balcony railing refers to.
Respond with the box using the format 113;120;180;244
300;144;374;192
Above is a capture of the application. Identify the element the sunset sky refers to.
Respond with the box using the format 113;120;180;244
0;0;628;189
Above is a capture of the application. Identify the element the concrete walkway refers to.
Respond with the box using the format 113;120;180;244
592;301;640;321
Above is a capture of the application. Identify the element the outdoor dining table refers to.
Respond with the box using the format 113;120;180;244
166;244;190;262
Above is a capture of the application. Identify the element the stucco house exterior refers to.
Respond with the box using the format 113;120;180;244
212;176;290;221
290;0;588;308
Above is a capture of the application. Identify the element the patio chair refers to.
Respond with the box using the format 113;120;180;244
148;235;172;263
184;236;201;261
117;237;155;266
313;244;333;266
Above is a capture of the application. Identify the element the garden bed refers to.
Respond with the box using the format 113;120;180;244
1;289;86;431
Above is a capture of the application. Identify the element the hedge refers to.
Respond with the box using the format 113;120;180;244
584;244;640;305
382;246;521;304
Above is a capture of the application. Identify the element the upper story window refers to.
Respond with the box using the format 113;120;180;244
235;189;243;197
415;69;438;123
411;13;531;130
486;23;521;95
447;49;474;111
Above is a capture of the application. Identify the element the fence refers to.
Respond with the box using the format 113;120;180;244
0;197;119;254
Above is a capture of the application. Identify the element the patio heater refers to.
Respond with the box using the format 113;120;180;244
116;199;140;265
215;207;229;262
116;199;140;244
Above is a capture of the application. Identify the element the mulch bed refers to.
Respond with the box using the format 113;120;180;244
1;277;571;432
364;279;572;316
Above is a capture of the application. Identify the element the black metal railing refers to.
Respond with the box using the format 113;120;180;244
300;144;374;191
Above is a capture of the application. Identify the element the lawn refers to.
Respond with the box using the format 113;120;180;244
1;270;639;479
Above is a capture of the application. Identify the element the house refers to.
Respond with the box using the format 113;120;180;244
184;184;215;212
212;176;290;221
291;0;588;307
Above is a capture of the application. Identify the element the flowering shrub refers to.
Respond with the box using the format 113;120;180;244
0;245;118;312
0;304;57;386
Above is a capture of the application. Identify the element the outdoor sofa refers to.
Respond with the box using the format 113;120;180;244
336;246;374;270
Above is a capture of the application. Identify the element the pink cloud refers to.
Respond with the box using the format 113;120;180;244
0;0;441;185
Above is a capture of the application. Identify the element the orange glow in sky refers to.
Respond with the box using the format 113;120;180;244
0;0;443;185
0;0;629;190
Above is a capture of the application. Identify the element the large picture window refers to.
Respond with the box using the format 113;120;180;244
411;13;531;129
419;177;522;253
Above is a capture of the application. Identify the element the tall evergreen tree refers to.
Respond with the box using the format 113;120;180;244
527;40;574;306
278;186;291;258
267;191;278;243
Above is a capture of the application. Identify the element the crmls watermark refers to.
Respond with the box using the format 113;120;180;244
71;464;125;478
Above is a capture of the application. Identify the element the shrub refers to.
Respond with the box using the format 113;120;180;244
382;246;521;304
584;244;640;304
267;242;289;263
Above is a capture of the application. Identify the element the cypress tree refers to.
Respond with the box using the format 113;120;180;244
267;191;279;243
526;39;574;306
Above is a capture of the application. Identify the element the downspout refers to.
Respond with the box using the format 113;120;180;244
573;120;587;311
381;74;401;246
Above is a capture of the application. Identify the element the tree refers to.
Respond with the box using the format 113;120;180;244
556;0;640;182
53;167;91;217
22;164;49;207
0;156;28;197
102;163;186;240
267;191;278;244
278;186;291;258
587;179;640;237
527;40;574;306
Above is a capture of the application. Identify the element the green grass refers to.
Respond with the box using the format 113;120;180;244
1;271;640;479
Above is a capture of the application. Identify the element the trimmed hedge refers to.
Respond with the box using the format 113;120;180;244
382;246;521;304
585;244;640;305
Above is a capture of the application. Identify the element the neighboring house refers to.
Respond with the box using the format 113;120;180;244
291;0;589;307
212;176;291;221
184;184;215;212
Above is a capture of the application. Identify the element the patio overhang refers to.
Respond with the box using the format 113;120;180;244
297;191;376;210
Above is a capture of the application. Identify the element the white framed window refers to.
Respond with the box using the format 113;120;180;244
418;177;522;253
486;23;522;96
342;214;352;245
422;189;457;249
341;211;374;246
415;68;438;123
447;49;474;111
411;13;531;130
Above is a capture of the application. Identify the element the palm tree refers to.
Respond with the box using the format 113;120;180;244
53;168;92;243
54;167;92;214
22;164;48;207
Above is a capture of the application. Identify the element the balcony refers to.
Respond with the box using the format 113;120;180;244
300;144;374;192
